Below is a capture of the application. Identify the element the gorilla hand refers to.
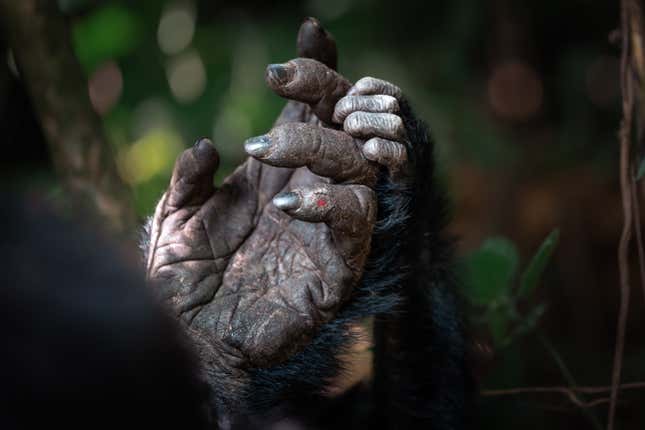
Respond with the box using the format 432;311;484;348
143;18;421;415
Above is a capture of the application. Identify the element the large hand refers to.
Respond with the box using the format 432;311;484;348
143;19;423;416
145;19;391;370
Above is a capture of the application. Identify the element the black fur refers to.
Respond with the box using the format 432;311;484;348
365;102;474;429
1;196;213;429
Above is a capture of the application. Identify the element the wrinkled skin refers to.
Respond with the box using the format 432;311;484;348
145;18;409;370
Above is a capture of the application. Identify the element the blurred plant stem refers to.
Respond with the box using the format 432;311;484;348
0;0;135;235
536;331;603;430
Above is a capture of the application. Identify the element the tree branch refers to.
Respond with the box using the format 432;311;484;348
608;1;645;429
0;0;135;234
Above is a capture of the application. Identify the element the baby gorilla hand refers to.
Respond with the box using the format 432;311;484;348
265;59;410;179
335;77;409;177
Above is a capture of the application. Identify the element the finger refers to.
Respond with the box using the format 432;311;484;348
274;17;339;127
347;77;403;100
332;94;399;124
273;183;376;266
297;17;337;70
362;137;408;173
167;138;219;208
265;58;351;124
244;123;376;185
344;111;406;141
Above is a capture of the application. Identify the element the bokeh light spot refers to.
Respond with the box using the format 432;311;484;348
488;60;543;121
212;106;252;161
132;98;175;139
166;50;207;104
88;61;123;115
157;1;196;56
117;128;183;184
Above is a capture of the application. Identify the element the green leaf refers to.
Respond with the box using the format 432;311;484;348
638;157;645;180
462;237;519;305
517;229;560;299
72;5;141;72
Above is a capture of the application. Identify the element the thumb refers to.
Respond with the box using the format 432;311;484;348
274;17;339;126
297;17;338;71
166;138;219;208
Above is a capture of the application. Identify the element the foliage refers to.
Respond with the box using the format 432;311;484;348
72;5;141;72
461;229;560;348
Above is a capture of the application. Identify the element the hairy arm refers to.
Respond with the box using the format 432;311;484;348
369;100;474;429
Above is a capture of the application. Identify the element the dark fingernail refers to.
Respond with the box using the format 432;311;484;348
297;17;337;70
266;63;295;86
303;17;321;29
273;192;301;211
244;135;271;157
194;138;214;153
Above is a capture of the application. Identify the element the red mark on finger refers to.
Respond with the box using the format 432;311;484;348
316;198;327;207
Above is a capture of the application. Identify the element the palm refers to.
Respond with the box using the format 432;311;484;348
147;102;363;366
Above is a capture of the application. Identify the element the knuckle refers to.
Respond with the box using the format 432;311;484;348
356;76;374;87
374;79;402;99
386;142;406;163
366;95;384;111
388;114;405;136
336;95;399;122
344;111;363;132
272;122;294;140
297;185;334;217
350;185;377;219
350;76;403;100
395;144;408;164
362;138;407;169
352;76;377;94
381;95;400;111
387;83;403;99
350;96;364;112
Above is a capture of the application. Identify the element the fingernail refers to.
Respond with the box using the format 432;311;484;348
244;135;271;157
362;139;380;161
266;63;295;86
303;17;321;28
273;192;301;211
194;138;214;153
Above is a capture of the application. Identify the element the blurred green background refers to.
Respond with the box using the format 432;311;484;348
2;0;643;428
